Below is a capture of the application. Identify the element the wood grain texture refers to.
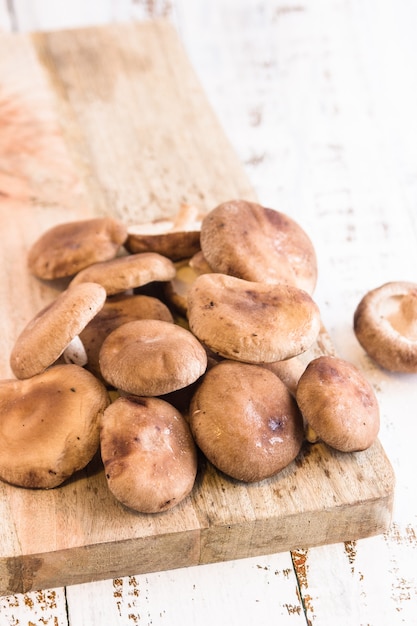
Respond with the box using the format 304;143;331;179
32;20;256;223
0;20;395;597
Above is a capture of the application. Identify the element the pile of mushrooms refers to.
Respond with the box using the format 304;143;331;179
1;200;387;514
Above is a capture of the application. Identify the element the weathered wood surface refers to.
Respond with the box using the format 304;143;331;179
0;1;416;625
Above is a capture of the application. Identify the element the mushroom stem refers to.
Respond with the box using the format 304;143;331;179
387;291;417;340
401;289;417;318
305;423;321;444
399;291;417;339
173;203;201;231
63;336;88;366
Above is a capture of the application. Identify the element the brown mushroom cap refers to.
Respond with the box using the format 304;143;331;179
189;360;304;482
187;273;321;363
69;252;176;296
99;319;207;396
126;228;200;262
79;293;174;380
27;217;128;280
100;395;197;513
125;203;202;261
0;364;110;488
354;281;417;373
200;200;318;294
296;355;380;452
10;282;107;379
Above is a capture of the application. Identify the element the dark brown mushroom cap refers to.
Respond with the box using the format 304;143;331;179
125;203;202;261
354;281;417;373
296;355;380;452
70;252;176;296
187;273;321;363
79;293;174;380
200;200;318;294
10;282;107;379
99;319;208;396
125;223;201;262
100;395;197;513
27;217;128;280
189;360;304;482
0;364;110;488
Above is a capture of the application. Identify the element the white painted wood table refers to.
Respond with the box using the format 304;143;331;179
1;1;417;624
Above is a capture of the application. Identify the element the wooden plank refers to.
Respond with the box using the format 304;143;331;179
0;20;395;596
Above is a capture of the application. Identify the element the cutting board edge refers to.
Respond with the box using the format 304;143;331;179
0;484;394;596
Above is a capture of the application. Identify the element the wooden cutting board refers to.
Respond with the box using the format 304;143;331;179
0;20;395;596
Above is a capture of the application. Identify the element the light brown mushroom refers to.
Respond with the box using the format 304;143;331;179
69;252;176;296
187;273;321;363
296;355;380;452
99;319;208;396
100;395;197;513
27;216;128;280
125;203;202;261
0;364;110;489
353;281;417;373
189;360;304;482
262;355;307;397
10;282;107;379
164;256;212;316
263;339;333;401
200;199;318;294
79;293;174;380
188;250;213;274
